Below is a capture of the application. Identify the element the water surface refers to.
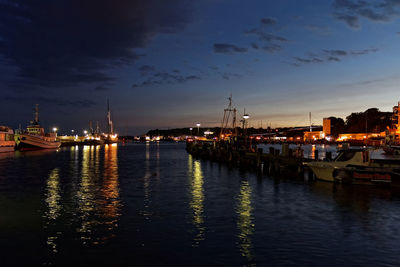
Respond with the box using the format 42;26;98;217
1;143;400;266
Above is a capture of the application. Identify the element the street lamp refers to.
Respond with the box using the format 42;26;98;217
190;127;193;136
196;123;201;136
84;130;88;136
52;127;58;137
242;111;250;135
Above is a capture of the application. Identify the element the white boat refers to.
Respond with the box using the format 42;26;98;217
16;105;61;150
0;126;15;153
304;148;400;182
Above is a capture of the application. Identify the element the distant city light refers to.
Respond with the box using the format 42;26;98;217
53;127;57;132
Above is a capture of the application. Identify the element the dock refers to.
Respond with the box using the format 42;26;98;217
186;140;327;179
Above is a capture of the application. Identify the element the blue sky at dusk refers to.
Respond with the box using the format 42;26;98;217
1;0;400;135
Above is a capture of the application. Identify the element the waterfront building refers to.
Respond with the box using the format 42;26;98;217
323;118;331;136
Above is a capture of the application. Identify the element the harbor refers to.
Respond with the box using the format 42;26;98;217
3;1;400;264
2;142;400;266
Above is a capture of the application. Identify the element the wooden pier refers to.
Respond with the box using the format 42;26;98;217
186;140;320;179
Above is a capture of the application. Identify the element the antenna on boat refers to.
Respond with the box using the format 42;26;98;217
107;98;114;135
34;104;39;125
89;121;93;134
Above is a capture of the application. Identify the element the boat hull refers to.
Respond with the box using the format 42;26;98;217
305;162;336;182
17;134;60;150
0;145;15;153
333;166;400;187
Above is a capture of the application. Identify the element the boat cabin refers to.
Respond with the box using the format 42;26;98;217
334;148;369;163
26;125;45;136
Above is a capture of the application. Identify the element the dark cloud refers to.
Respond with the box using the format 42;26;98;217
186;75;201;80
334;14;360;28
251;43;260;49
209;66;219;70
219;72;242;80
213;43;248;54
260;17;277;26
350;48;378;54
304;25;332;35
138;65;156;76
132;72;201;88
328;56;341;61
293;57;324;64
333;0;400;28
245;29;287;42
261;44;282;53
252;43;282;53
4;96;96;107
94;85;111;91
292;47;378;66
323;49;348;56
245;20;287;54
0;0;191;89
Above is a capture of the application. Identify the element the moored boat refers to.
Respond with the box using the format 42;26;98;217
16;105;61;150
0;126;15;153
304;148;370;182
333;165;400;186
304;147;400;183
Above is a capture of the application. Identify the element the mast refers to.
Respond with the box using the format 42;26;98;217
34;104;39;124
107;99;113;134
89;121;93;134
220;94;236;137
309;112;312;132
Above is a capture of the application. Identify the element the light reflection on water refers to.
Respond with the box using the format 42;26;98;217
236;180;254;262
45;168;61;253
188;154;205;246
44;144;121;249
142;142;152;219
101;144;120;234
1;143;400;266
77;145;96;240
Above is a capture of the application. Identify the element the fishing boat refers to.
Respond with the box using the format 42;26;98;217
304;148;400;183
0;126;15;152
16;105;61;150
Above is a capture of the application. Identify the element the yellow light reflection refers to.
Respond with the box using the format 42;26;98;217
189;155;205;246
77;145;95;239
75;144;121;244
142;142;152;218
101;142;121;236
311;145;316;159
237;180;254;261
45;168;61;253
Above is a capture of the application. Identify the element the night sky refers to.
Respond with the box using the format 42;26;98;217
1;0;400;135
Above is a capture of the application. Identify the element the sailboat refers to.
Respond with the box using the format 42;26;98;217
102;99;118;144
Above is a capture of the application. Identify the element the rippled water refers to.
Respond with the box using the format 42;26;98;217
1;143;400;266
